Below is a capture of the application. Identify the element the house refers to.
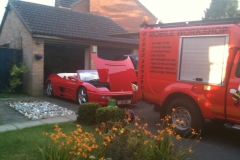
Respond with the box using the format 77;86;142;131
55;0;157;32
0;1;139;96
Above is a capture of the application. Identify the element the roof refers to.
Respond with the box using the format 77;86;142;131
6;1;138;45
57;0;83;8
109;32;140;39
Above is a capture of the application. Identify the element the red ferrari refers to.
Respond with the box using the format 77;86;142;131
46;54;137;106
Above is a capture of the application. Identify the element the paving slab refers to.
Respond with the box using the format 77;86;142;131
40;116;72;124
0;124;17;132
63;114;77;121
12;121;44;129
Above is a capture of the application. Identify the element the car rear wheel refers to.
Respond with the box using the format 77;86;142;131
166;98;205;137
46;81;53;97
77;87;88;105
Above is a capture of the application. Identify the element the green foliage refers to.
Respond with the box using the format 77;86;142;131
96;107;125;123
77;102;102;125
43;121;194;160
94;118;198;160
41;124;103;160
0;122;77;160
7;63;27;93
203;0;239;19
39;144;70;160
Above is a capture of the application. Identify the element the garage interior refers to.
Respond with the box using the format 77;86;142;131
44;42;87;82
44;42;135;84
97;46;132;60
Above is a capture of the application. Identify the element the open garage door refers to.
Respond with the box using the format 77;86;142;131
98;46;132;60
44;42;88;82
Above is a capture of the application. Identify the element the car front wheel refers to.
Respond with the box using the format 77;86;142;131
46;81;53;97
77;87;88;105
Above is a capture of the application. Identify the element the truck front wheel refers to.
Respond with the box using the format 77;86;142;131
166;98;204;137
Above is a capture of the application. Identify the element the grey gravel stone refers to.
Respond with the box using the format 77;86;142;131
5;99;75;120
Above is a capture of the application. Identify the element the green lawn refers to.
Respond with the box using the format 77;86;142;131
0;122;91;160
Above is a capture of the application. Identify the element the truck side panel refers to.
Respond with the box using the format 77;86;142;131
137;24;240;121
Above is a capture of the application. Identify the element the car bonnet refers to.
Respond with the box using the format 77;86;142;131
91;54;137;92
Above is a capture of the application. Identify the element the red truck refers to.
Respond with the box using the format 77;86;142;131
134;18;240;136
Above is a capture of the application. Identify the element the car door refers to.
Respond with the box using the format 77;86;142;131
62;74;78;99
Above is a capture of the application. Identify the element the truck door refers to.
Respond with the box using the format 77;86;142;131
226;50;240;123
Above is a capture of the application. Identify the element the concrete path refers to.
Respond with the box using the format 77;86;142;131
0;114;76;132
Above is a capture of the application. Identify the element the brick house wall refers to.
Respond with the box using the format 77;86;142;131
0;9;44;96
59;0;157;32
90;0;157;32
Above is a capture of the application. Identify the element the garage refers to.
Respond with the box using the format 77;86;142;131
44;42;88;82
0;1;139;96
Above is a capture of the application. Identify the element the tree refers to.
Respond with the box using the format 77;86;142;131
203;0;239;19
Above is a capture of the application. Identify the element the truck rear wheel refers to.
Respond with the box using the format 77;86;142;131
166;98;204;137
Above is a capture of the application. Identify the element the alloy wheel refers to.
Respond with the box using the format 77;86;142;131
78;88;87;104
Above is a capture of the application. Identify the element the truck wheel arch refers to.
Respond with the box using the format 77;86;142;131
161;92;202;119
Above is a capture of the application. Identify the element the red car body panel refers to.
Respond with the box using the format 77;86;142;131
46;55;137;106
92;54;137;92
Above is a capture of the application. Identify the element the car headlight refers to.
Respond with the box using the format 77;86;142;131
132;83;138;91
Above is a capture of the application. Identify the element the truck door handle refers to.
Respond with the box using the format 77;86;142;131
195;78;203;81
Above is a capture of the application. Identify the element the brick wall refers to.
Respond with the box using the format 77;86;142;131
31;39;44;96
67;0;157;32
89;0;157;32
0;10;44;96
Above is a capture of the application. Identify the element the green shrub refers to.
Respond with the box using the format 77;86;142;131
96;107;125;123
7;63;27;93
77;102;102;125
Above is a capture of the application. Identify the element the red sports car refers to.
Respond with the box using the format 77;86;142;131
46;54;137;106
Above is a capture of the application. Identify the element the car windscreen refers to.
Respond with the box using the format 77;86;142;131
78;71;99;81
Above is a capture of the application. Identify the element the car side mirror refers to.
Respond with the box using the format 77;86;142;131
68;76;76;81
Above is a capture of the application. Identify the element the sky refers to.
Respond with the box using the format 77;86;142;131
0;0;212;25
